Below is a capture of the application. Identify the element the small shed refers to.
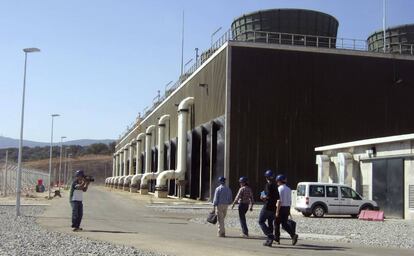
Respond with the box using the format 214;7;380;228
315;134;414;219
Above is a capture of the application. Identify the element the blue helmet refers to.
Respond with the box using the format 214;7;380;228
264;169;274;178
75;170;85;177
218;176;226;183
276;174;286;182
239;176;248;183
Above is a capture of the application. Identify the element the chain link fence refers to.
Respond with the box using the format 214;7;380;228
0;161;49;197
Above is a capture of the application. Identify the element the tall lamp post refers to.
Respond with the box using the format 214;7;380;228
48;114;60;199
58;136;66;190
16;47;40;217
211;26;222;47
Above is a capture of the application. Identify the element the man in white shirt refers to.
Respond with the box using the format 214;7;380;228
69;170;90;231
275;174;298;245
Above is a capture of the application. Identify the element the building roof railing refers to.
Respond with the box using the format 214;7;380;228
117;29;414;143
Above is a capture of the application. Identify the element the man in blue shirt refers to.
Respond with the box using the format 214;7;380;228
212;176;232;237
69;170;90;231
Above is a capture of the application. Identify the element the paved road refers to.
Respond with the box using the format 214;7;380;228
38;186;413;256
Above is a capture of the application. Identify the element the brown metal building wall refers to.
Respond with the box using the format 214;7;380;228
116;49;227;151
228;45;414;195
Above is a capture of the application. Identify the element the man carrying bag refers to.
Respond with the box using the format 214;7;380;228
274;174;298;245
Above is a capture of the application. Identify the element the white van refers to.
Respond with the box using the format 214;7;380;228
295;182;378;218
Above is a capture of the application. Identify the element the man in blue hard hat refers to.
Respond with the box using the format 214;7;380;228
69;170;90;232
259;169;280;246
275;174;298;245
212;176;233;237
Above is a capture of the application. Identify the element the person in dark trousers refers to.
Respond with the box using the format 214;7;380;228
259;170;279;246
69;170;90;232
212;176;233;237
275;174;298;245
231;176;254;237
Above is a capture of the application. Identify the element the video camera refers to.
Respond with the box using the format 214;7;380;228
84;175;95;182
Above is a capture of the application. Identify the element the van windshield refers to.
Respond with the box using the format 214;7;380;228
297;185;306;196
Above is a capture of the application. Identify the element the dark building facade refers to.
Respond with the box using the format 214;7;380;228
110;40;414;201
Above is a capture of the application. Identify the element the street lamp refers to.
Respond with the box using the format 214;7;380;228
48;114;60;199
58;136;66;191
211;27;222;47
16;47;40;217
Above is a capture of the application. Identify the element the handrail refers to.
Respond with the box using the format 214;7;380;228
116;29;414;143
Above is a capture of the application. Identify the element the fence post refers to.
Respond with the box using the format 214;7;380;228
411;44;413;55
279;33;281;44
304;35;307;46
3;150;7;196
316;37;319;47
329;38;331;48
266;33;269;44
399;44;402;54
253;31;256;43
291;34;294;45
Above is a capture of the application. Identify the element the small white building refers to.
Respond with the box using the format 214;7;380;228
315;133;414;219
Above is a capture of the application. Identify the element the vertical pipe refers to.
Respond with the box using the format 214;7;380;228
112;155;116;177
123;148;128;176
145;126;156;173
136;141;140;174
129;144;133;175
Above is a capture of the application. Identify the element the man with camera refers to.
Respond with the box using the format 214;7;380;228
69;170;92;231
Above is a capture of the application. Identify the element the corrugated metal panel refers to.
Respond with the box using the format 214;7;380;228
409;185;414;209
228;45;414;195
117;49;227;149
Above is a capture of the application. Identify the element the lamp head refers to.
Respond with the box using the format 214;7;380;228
23;48;40;53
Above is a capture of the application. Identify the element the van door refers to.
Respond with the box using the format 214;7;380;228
340;186;361;215
326;185;340;214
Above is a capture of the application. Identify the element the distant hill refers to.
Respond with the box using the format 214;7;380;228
0;136;115;149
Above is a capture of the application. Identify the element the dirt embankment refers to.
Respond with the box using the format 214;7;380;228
23;154;112;184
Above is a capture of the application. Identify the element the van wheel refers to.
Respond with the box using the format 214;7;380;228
302;212;312;217
360;205;373;213
312;205;325;218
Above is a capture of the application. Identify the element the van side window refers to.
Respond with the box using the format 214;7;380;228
326;186;338;197
309;185;325;197
297;185;306;196
341;187;354;199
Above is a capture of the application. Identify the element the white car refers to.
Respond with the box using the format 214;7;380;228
295;182;378;218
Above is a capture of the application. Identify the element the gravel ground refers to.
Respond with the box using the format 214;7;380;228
153;206;414;249
0;206;168;256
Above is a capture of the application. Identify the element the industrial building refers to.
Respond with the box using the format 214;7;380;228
105;9;414;205
316;134;414;220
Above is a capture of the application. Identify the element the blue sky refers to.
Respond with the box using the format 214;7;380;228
0;0;413;142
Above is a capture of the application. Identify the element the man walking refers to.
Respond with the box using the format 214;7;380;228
70;170;90;231
259;170;279;246
275;174;298;245
212;176;233;237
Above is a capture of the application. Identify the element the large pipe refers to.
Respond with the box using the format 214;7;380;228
140;115;170;190
115;151;123;188
130;132;146;192
156;97;194;198
140;125;156;194
123;142;135;190
118;146;129;189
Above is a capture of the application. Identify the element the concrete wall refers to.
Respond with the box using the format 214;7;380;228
318;138;414;219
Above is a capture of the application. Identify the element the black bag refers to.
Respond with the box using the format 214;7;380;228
286;219;296;234
207;212;218;224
